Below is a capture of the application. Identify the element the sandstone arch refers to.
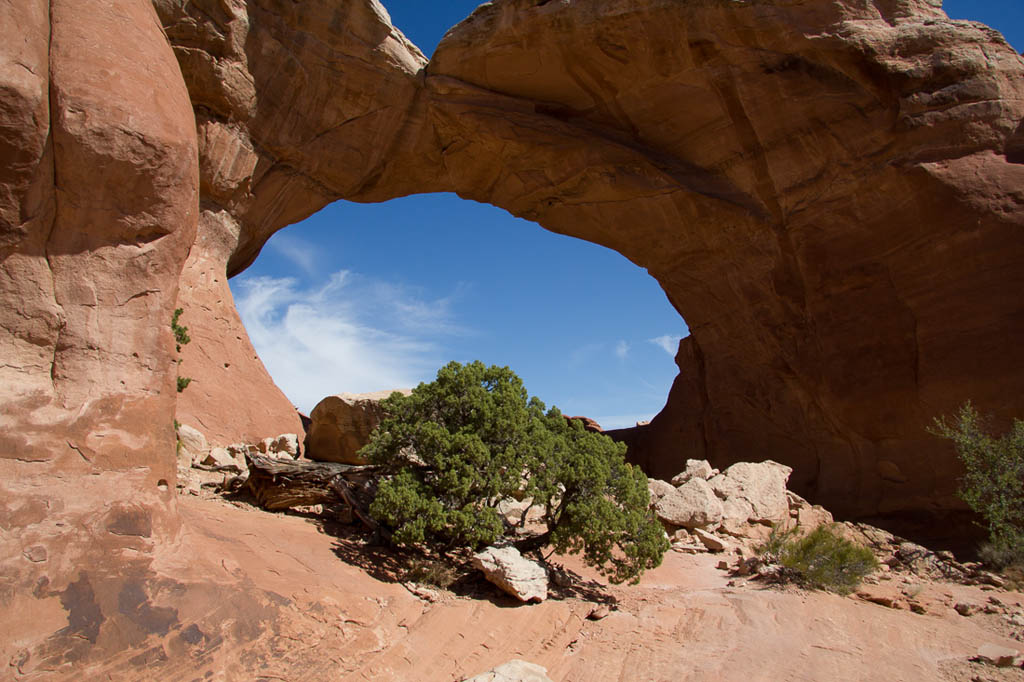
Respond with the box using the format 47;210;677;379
169;0;1024;526
1;0;1023;673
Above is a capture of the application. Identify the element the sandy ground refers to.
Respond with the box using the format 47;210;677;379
150;494;1024;682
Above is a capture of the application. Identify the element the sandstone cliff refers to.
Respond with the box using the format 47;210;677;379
1;0;1023;675
164;0;1024;527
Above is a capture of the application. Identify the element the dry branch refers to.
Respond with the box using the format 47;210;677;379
245;453;377;513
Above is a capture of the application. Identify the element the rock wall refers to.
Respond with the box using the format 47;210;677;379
0;0;198;673
161;0;1024;525
423;0;1024;528
1;0;1023;672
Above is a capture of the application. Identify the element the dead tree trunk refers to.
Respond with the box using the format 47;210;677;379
245;453;378;516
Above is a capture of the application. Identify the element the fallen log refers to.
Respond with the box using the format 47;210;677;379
245;453;378;512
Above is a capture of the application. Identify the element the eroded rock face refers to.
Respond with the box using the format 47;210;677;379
162;0;1024;534
0;0;198;673
2;0;1024;674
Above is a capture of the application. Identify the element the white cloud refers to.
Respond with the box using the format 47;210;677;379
615;340;629;359
649;334;682;356
268;233;319;276
233;270;466;413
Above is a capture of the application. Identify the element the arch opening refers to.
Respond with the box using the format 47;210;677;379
228;192;690;432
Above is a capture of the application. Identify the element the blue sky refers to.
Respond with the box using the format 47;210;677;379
230;1;1023;429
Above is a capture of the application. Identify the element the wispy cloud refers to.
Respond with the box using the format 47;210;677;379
615;340;630;360
233;270;467;413
268;233;320;276
649;334;682;356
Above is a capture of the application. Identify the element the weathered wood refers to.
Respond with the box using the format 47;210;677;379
245;453;377;511
331;478;378;531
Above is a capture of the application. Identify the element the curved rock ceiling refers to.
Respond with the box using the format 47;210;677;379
164;0;1024;525
0;0;1023;670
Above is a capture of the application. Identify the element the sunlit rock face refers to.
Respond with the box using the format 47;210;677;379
0;0;1023;674
168;0;1024;525
422;0;1024;531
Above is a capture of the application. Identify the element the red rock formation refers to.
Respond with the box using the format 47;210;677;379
160;0;1024;530
565;415;604;433
422;0;1024;531
2;0;1024;674
0;0;198;672
150;0;1024;529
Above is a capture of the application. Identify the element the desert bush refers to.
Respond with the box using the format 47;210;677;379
362;360;669;584
759;525;877;595
171;307;192;392
931;402;1024;568
402;556;458;589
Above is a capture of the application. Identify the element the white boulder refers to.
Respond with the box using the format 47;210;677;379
709;460;792;524
670;459;716;486
463;660;553;682
201;446;243;472
472;546;548;603
176;423;209;465
649;477;723;529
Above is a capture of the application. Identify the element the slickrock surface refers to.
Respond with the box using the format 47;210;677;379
155;0;1024;529
3;493;1019;681
2;0;1024;675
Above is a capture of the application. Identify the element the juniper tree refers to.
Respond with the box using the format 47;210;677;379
362;360;668;584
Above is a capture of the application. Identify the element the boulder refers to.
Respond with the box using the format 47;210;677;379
692;528;728;552
177;424;209;465
259;433;300;460
463;660;553;682
649;478;723;529
472;546;548;603
497;497;545;527
786;491;834;533
718;497;756;537
670;459;716;486
564;415;603;433
307;390;411;464
200;446;242;472
975;643;1024;667
709;461;793;525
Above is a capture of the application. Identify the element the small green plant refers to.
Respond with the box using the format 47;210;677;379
171;307;192;392
362;360;669;584
759;525;878;595
931;402;1024;568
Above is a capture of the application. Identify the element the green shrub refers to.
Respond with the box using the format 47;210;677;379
171;307;192;393
362;360;669;584
760;525;878;595
931;402;1024;567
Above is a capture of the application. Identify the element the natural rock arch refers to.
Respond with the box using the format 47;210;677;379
169;0;1024;527
1;0;1023;673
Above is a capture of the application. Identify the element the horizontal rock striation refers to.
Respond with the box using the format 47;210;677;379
1;0;1023;674
161;0;1024;528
